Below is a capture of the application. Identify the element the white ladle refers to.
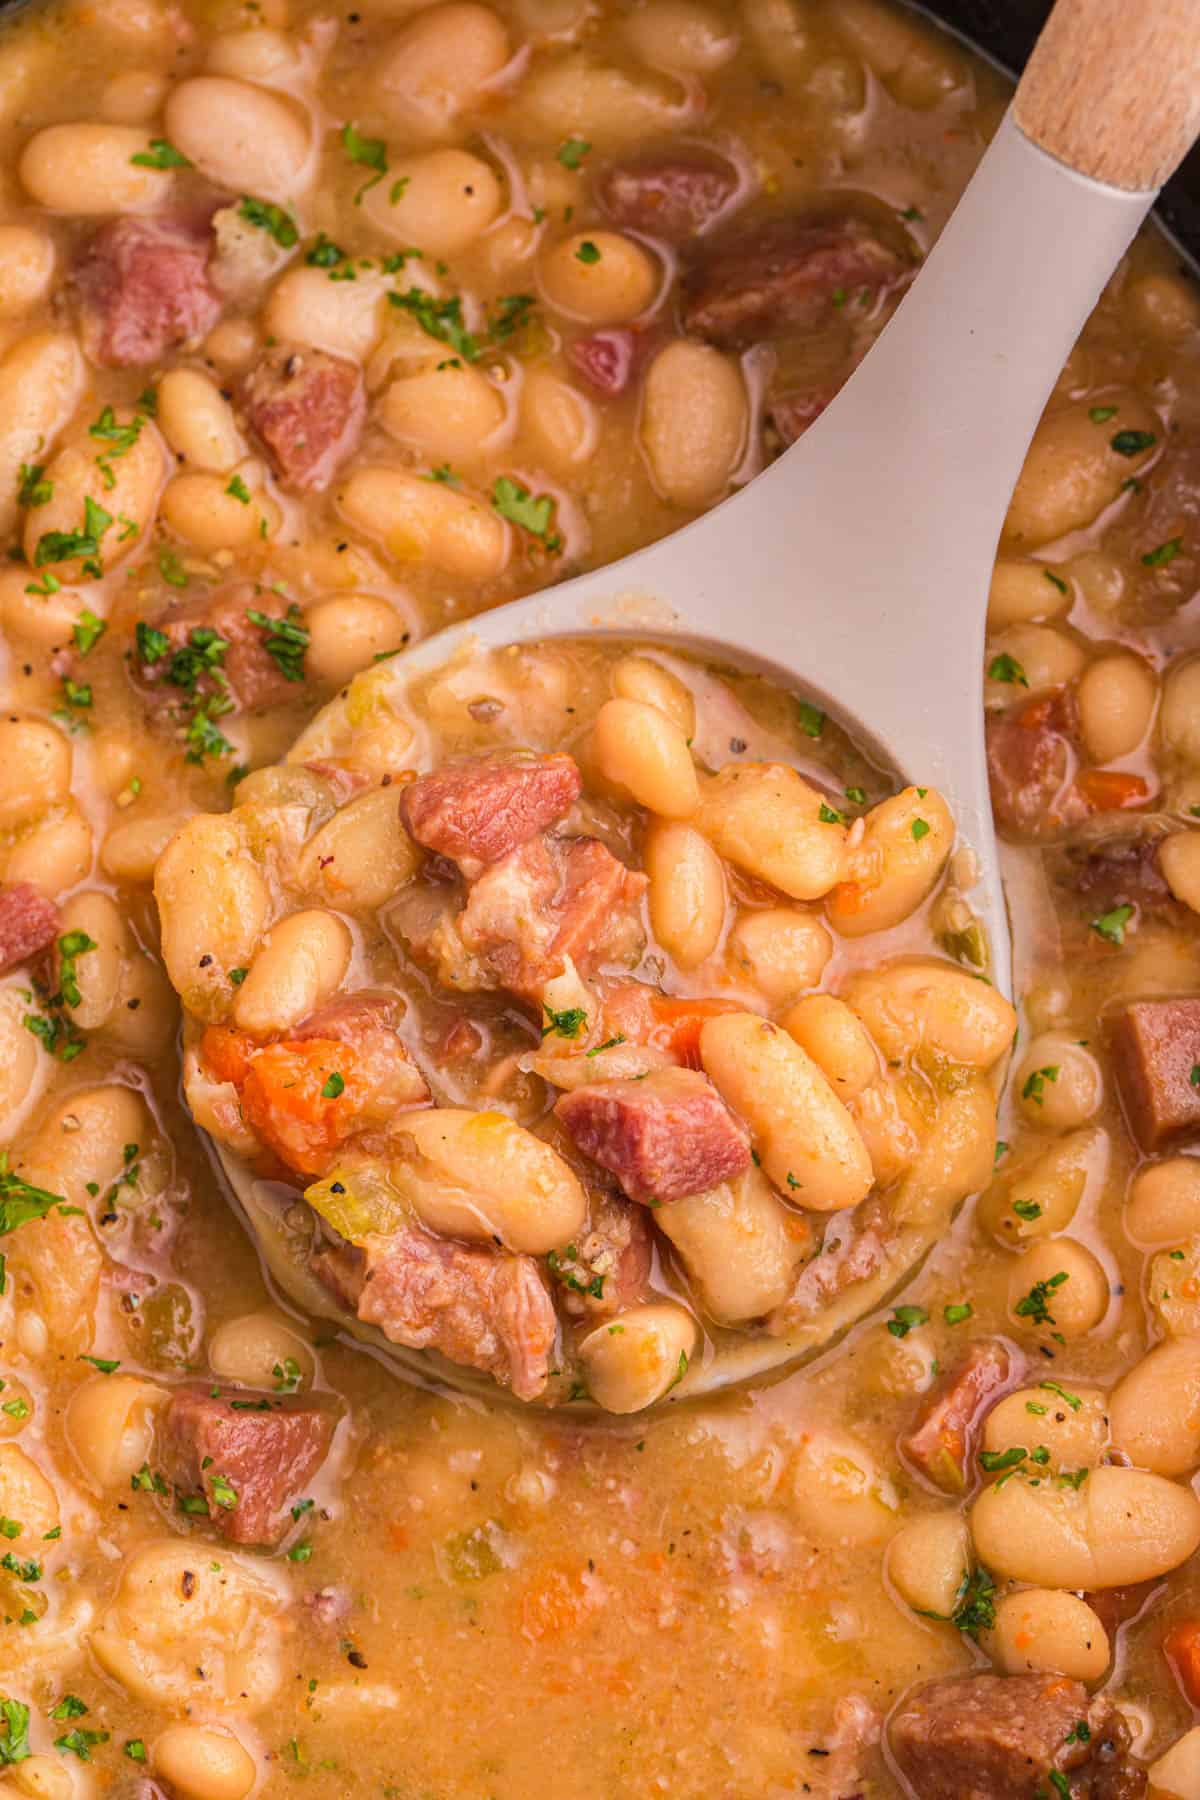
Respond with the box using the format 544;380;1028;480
223;0;1200;1402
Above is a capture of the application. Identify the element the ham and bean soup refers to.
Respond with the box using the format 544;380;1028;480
0;0;1199;1791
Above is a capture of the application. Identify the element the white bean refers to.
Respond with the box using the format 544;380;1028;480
591;696;699;816
0;224;55;316
153;1724;257;1800
656;1166;810;1322
1110;1337;1200;1477
376;2;512;139
337;467;511;581
970;1465;1200;1588
1007;1238;1109;1339
985;1589;1109;1682
264;266;388;362
693;762;847;899
578;1302;696;1413
640;341;747;507
887;1511;971;1618
391;1108;586;1253
157;369;246;471
826;786;954;936
1125;1156;1200;1246
0;333;85;539
378;364;507;463
780;994;878;1100
842;959;1016;1070
208;1311;314;1391
165;76;311;199
155;813;271;1021
364;148;503;255
1077;652;1157;762
541;230;659;325
19;121;174;212
66;1374;165;1489
233;909;352;1038
1014;1032;1103;1130
1004;394;1161;548
644;820;725;967
728;906;831;1005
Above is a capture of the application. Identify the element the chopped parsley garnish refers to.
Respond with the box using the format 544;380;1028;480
209;1473;238;1511
1039;1380;1081;1411
911;818;930;842
388;287;481;361
1090;902;1134;945
951;1563;996;1637
54;1728;109;1761
239;196;298;248
845;786;867;804
1110;428;1156;457
556;137;591;169
130;138;192;169
492;476;559;547
226;474;251;505
943;1302;973;1325
88;407;144;489
0;1160;66;1236
818;802;844;824
988;653;1028;686
1044;569;1069;594
287;1542;314;1562
56;930;97;1009
306;233;346;268
246;603;309;683
49;1696;88;1721
1022;1064;1060;1105
423;464;462;487
17;463;51;508
1143;535;1184;567
796;701;824;738
979;1446;1027;1472
0;1698;29;1765
274;1358;302;1393
33;496;112;572
1191;1064;1200;1088
586;1035;627;1057
490;293;537;340
1012;1198;1042;1221
78;1355;120;1375
542;1006;588;1040
341;121;389;202
321;1072;345;1100
72;609;106;655
1089;405;1118;423
575;239;601;264
131;1463;167;1495
158;548;189;588
124;1739;148;1762
1015;1269;1069;1327
230;968;248;987
886;1304;928;1339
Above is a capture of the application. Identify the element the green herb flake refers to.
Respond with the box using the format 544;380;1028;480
54;1727;109;1761
988;652;1028;687
57;930;97;1009
287;1542;314;1562
342;122;389;202
1039;1380;1082;1411
1110;429;1156;457
1015;1270;1069;1327
226;474;252;505
492;475;557;543
818;802;844;824
797;701;824;738
1090;902;1134;945
306;233;346;268
1012;1198;1042;1221
321;1072;345;1100
17;463;52;509
72;609;106;655
49;1696;88;1721
1088;405;1118;423
1022;1064;1060;1105
130;137;192;169
574;239;601;265
886;1304;929;1339
911;818;931;842
556;137;591;168
78;1355;120;1375
209;1473;238;1511
1143;535;1184;567
943;1302;973;1325
542;1006;588;1040
124;1739;148;1762
246;603;309;683
0;1160;67;1237
388;286;480;361
1044;569;1069;594
0;1698;30;1766
979;1446;1026;1472
238;195;298;249
951;1564;996;1638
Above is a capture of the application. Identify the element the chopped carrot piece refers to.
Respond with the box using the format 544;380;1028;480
516;1564;601;1642
199;1024;255;1088
646;996;744;1067
1075;769;1150;812
1164;1620;1200;1707
240;1036;364;1178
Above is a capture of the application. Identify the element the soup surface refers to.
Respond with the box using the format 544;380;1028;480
0;0;1199;1794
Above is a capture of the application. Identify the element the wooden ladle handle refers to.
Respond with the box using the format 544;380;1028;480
1013;0;1200;192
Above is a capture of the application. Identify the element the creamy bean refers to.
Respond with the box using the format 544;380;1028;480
1004;394;1161;548
1006;1237;1110;1339
0;717;71;831
304;595;409;688
379;365;507;462
102;813;191;885
591;696;699;817
1076;652;1157;762
56;890;123;1031
6;804;93;896
971;1465;1200;1588
1014;1032;1102;1130
508;52;687;148
644;820;725;967
162;472;277;552
727;906;831;1004
1161;832;1200;915
1163;657;1200;765
655;1167;810;1322
520;367;596;470
1125;271;1200;343
0;333;85;539
24;414;166;581
0;983;44;1138
540;230;659;324
294;786;420;912
700;1012;873;1210
985;624;1087;700
887;1512;971;1618
207;25;303;83
0;568;100;652
233;909;352;1038
165;75;311;198
338;467;511;580
0;1443;60;1541
623;0;738;71
640;341;747;507
365;148;504;255
842;959;1016;1070
264;267;388;362
66;1374;165;1489
391;1108;587;1253
157;369;247;471
1148;1727;1200;1800
611;656;695;736
694;763;847;899
578;1302;697;1413
100;66;169;122
977;1127;1103;1247
780;993;878;1100
0;224;54;317
376;2;512;138
985;1589;1109;1682
986;559;1073;628
1110;1338;1200;1476
155;813;271;1020
19;121;173;212
208;1311;315;1390
981;1384;1109;1470
1125;1156;1200;1245
791;1429;897;1546
153;1725;257;1800
826;786;954;936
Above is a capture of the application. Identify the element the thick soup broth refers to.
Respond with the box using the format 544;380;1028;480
0;0;1198;1794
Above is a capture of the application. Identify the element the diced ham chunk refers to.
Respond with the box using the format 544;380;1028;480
891;1673;1145;1800
400;751;582;868
767;1198;892;1335
555;1067;751;1204
682;215;910;349
74;215;221;369
158;1386;334;1546
986;689;1084;841
1058;834;1173;914
133;586;304;718
242;343;365;492
902;1339;1023;1493
597;152;741;242
548;1189;653;1317
313;1226;557;1401
0;883;60;974
1111;998;1200;1150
